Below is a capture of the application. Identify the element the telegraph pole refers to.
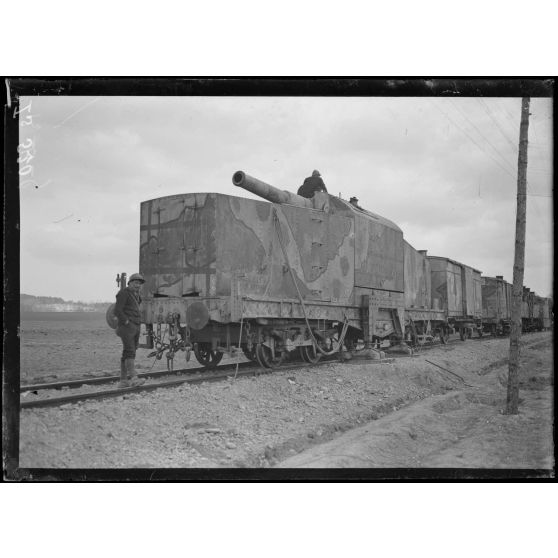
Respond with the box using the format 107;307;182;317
506;97;530;415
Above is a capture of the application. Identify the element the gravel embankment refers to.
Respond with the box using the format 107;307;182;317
19;332;552;468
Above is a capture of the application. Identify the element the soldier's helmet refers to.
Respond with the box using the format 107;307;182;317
312;170;321;177
128;273;145;284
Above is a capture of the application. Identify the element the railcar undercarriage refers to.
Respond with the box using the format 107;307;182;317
140;309;461;370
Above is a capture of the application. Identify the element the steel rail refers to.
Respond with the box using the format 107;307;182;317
20;366;269;409
21;361;254;393
22;335;459;393
20;358;336;410
21;331;549;409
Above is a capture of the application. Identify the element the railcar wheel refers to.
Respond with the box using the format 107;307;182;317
439;327;449;344
242;345;257;362
256;343;284;368
194;343;224;368
300;344;322;364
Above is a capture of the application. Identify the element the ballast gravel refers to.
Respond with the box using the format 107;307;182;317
19;332;552;469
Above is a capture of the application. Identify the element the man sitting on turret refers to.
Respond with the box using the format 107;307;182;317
297;170;328;198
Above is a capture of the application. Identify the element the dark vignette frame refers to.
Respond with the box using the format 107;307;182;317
2;77;555;482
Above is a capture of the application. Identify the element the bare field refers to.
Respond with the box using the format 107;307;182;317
20;312;213;383
18;313;554;472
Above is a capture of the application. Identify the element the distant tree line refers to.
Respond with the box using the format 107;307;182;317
20;294;110;312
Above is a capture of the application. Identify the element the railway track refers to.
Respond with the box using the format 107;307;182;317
20;337;447;397
20;364;262;409
16;336;471;409
20;332;548;410
21;361;254;392
20;354;352;409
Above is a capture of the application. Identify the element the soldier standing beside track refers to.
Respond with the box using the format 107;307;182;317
297;170;328;198
114;273;146;388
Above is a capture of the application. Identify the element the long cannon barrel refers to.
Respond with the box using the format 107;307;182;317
232;171;313;208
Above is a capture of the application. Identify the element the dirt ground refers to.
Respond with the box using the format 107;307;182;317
18;315;554;472
20;313;182;383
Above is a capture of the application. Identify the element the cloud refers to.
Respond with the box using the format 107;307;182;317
19;94;553;301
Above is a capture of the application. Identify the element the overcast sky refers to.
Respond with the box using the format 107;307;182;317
19;94;553;302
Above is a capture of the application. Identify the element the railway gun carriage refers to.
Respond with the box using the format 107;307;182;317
427;256;483;340
127;170;551;370
136;171;450;369
481;275;512;336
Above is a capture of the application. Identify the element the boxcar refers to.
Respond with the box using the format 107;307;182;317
481;275;512;335
521;287;535;331
427;256;483;339
403;246;447;343
532;295;552;331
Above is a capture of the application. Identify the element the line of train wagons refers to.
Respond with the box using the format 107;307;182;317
425;256;552;341
135;178;552;368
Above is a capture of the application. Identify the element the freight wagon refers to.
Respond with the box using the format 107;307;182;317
532;295;552;331
427;255;483;340
521;288;536;331
481;275;512;336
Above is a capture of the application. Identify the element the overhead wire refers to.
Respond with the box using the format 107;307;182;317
494;101;523;157
434;98;550;289
436;98;552;223
449;99;517;173
528;116;552;166
525;124;552;238
525;110;552;202
436;100;551;199
491;99;552;200
431;100;517;179
497;99;520;129
525;194;552;253
477;98;519;151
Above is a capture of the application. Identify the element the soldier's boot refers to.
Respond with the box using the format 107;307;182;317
125;358;145;386
118;358;130;388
